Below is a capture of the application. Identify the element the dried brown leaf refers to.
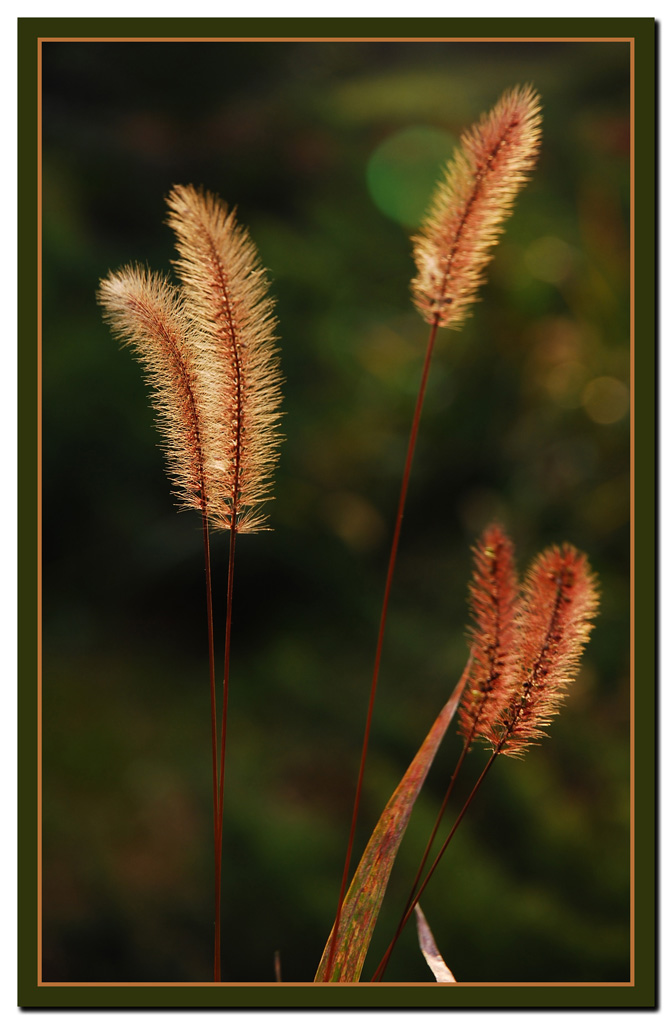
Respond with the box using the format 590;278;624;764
414;903;456;983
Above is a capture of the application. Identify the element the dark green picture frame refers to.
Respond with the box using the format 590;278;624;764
19;16;656;1009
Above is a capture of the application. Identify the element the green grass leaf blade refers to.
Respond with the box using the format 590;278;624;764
314;659;470;982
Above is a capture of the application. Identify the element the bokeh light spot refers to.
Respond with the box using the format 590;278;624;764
525;235;576;284
366;126;456;228
322;490;386;552
582;376;629;424
543;360;588;409
524;316;590;408
357;324;416;381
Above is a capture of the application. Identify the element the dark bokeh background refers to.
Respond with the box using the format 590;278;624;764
41;38;631;984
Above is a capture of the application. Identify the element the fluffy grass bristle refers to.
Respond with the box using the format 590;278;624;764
97;265;211;516
412;84;542;329
166;184;283;534
459;523;520;745
492;543;599;757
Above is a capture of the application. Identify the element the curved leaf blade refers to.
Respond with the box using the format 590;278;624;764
315;659;470;982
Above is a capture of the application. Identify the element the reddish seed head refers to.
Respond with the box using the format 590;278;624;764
458;523;520;746
493;544;600;757
458;527;599;758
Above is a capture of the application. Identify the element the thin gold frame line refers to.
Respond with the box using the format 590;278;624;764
36;35;44;990
35;32;637;993
37;35;636;44
629;33;636;991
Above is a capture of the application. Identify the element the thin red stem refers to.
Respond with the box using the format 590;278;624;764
215;514;237;981
323;316;441;981
201;509;221;982
397;739;469;929
396;680;493;942
375;561;571;979
371;747;499;981
213;244;243;983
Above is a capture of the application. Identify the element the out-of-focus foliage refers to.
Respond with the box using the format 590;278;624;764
41;38;630;984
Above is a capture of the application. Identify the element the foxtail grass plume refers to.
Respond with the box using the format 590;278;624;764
412;84;542;329
494;543;599;757
98;186;282;534
97;265;212;517
166;184;282;534
458;523;519;745
461;526;599;757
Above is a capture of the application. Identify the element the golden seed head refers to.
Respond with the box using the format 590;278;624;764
412;84;543;329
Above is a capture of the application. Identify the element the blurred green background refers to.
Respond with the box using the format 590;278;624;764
41;38;631;984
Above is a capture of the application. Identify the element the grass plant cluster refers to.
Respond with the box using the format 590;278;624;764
98;85;601;984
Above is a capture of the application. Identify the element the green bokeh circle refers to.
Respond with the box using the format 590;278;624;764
366;125;456;228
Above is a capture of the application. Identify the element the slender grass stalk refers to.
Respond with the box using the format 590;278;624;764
392;733;468;953
201;510;221;980
166;184;282;979
97;267;224;976
324;86;542;982
216;515;236;963
371;748;498;982
323;313;441;981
